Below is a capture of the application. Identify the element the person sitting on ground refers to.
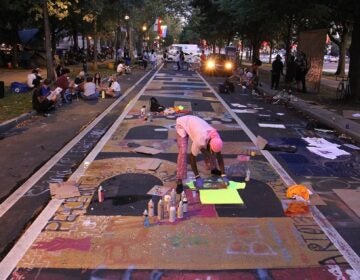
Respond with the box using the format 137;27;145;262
27;68;42;89
55;68;72;103
93;72;101;87
32;79;57;115
175;115;228;194
106;75;121;98
73;70;85;96
81;76;99;100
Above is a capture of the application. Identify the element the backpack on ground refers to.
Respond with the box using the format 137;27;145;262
150;97;165;112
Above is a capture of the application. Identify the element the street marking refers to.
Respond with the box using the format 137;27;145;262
0;70;153;218
198;73;360;277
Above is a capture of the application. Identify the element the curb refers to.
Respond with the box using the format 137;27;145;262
0;111;37;134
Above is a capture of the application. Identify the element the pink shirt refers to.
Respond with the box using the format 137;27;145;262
176;115;214;156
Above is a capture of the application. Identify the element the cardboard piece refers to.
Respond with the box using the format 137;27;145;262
136;158;162;171
49;181;80;199
258;123;286;129
133;146;162;155
147;185;172;196
333;189;360;217
256;135;268;150
200;188;243;204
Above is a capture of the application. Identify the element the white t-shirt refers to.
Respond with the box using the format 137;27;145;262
176;115;214;156
27;73;37;88
150;53;157;62
110;81;121;92
84;82;97;97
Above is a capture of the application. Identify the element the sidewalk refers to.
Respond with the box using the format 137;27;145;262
257;66;360;143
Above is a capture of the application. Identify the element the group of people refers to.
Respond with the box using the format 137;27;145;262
141;49;158;71
31;68;122;116
271;52;309;93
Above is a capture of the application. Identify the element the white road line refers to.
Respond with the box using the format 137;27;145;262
198;73;360;277
0;71;152;218
0;68;161;278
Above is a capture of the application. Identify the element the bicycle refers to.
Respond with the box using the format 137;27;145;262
336;77;351;100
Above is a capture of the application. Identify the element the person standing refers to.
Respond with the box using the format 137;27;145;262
175;115;228;194
175;51;181;71
142;49;149;71
162;49;168;68
149;49;157;70
295;52;309;93
271;54;284;90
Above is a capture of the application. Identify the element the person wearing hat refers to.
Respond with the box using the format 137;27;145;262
175;115;228;194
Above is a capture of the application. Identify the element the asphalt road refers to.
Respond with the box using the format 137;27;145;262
0;64;359;278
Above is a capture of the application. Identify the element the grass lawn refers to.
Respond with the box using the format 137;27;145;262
0;88;33;123
0;61;134;123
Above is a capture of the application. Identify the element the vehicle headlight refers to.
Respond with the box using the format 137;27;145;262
225;62;233;70
206;60;215;70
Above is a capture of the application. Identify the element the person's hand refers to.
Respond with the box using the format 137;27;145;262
221;174;230;186
194;176;204;188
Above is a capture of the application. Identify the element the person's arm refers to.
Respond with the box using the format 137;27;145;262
215;152;225;175
189;153;199;177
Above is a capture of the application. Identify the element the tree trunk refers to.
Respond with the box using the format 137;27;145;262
349;20;360;102
93;17;98;70
269;41;273;64
336;25;350;77
44;0;54;81
284;19;292;65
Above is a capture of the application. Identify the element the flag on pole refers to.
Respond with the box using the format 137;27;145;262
157;17;162;37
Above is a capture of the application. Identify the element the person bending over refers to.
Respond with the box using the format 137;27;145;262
175;115;228;194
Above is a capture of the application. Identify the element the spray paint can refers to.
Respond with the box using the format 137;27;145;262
169;206;176;223
140;105;146;117
143;209;150;227
245;168;251;182
177;201;184;219
98;185;104;203
170;188;177;207
101;90;105;99
181;191;186;201
182;196;188;213
148;199;154;217
157;199;164;220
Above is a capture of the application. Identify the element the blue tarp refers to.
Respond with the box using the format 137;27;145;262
18;29;39;45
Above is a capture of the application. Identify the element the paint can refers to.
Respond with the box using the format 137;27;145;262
101;90;105;99
169;206;176;222
98;186;104;203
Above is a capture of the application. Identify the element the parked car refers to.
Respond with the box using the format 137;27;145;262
202;54;235;76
